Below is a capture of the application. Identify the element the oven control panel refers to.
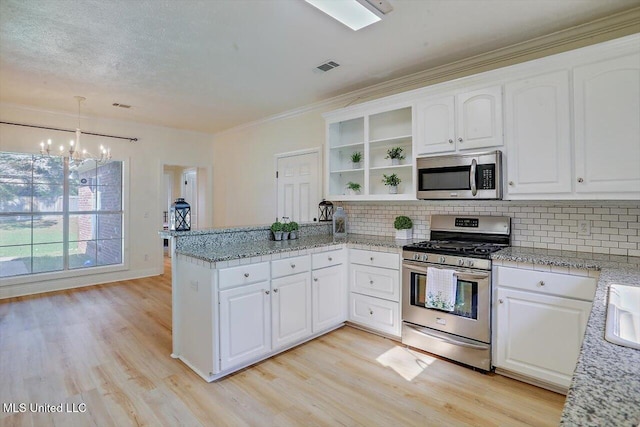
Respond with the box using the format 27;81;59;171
404;250;491;270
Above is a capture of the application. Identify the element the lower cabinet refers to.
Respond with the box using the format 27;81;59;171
271;272;312;350
312;264;346;333
349;293;400;336
493;265;596;391
219;280;271;371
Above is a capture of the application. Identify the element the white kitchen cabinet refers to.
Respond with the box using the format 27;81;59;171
312;264;346;333
415;85;503;155
573;52;640;195
271;272;312;350
348;248;401;337
493;266;596;391
325;105;415;200
505;70;572;196
219;280;271;371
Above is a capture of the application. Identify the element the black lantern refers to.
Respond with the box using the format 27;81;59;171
170;198;191;231
318;199;334;222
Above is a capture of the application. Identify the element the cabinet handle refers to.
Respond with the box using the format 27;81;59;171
265;290;270;295
370;257;374;261
448;139;453;144
458;137;463;143
244;273;250;278
577;177;584;183
290;264;296;269
369;308;373;315
273;288;278;293
328;256;333;261
369;280;374;285
313;277;318;282
538;281;545;287
508;181;514;186
498;299;504;304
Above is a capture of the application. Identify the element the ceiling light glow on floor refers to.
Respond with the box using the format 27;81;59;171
305;0;382;31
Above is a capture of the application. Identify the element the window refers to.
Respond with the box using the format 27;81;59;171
0;152;124;278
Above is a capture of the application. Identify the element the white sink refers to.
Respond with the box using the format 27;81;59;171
605;284;640;350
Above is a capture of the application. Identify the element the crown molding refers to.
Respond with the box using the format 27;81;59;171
213;7;640;138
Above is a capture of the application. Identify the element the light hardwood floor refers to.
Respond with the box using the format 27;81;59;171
0;257;565;426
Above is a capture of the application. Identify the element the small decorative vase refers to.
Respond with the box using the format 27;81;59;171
290;230;297;239
282;231;290;240
396;229;412;240
389;185;398;194
273;231;283;241
391;158;400;166
352;162;361;169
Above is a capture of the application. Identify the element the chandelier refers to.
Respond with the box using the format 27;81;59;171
39;96;112;164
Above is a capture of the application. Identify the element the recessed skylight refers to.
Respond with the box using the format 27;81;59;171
304;0;382;31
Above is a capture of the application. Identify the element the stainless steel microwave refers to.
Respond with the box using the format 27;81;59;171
416;151;503;200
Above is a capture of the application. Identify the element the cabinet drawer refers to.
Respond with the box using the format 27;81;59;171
219;262;270;290
272;255;310;279
350;293;400;336
349;249;399;270
312;250;345;270
350;264;400;302
495;267;596;301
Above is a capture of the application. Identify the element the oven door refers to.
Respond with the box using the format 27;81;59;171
402;260;491;343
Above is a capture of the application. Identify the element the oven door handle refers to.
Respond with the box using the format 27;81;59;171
454;272;489;280
405;324;489;350
470;158;477;196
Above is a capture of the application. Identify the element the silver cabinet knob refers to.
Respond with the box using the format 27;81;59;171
448;139;453;144
508;181;514;186
539;281;545;287
273;288;278;293
328;256;333;261
290;264;295;268
244;273;250;278
313;277;318;282
370;257;374;261
265;290;270;295
499;299;504;304
458;137;463;143
369;308;373;315
578;177;584;183
369;280;374;285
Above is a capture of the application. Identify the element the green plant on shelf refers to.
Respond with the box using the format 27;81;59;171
350;151;362;163
346;182;361;192
382;174;401;187
385;147;405;160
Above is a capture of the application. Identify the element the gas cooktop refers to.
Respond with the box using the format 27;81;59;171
403;240;507;258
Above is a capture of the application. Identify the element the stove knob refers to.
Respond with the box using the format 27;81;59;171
467;260;475;267
423;254;428;262
439;256;446;263
413;253;420;261
458;259;465;266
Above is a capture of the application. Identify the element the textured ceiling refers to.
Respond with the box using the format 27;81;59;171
0;0;637;134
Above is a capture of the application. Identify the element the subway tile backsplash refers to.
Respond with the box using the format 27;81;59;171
342;201;640;257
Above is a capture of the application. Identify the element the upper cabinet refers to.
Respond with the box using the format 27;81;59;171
415;85;503;156
326;105;414;200
505;70;572;196
573;53;640;195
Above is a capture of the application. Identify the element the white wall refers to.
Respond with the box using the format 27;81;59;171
0;103;214;297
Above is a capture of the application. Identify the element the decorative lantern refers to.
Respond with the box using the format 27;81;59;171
333;206;347;238
318;199;334;222
170;198;191;231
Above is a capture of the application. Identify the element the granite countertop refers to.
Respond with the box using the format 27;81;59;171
175;233;407;263
493;247;640;427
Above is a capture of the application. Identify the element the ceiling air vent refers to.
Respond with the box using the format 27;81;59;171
315;60;340;73
112;103;131;109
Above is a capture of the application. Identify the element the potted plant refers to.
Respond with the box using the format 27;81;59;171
270;220;284;240
282;222;292;239
394;216;413;240
346;181;361;195
386;147;405;165
350;151;362;169
382;173;401;194
288;221;299;239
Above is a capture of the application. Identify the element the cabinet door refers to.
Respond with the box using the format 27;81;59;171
495;287;592;389
456;86;503;150
574;53;640;194
312;265;346;333
505;71;572;195
415;96;456;155
272;273;312;350
219;281;271;371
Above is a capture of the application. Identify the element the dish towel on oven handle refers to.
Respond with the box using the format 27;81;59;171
426;267;457;312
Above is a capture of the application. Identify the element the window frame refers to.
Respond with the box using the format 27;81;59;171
0;153;129;286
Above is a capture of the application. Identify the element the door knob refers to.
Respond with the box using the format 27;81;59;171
328;257;333;261
458;137;463;143
448;139;453;144
290;264;295;268
244;273;250;278
313;277;318;282
508;181;514;186
538;281;545;287
265;290;270;295
578;177;584;183
273;288;278;293
498;299;504;304
370;257;374;261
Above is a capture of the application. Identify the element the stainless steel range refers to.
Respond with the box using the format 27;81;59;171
402;215;510;371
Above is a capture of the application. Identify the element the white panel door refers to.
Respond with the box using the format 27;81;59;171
271;272;312;350
277;151;319;222
182;169;198;229
456;86;503;151
312;264;346;333
505;71;572;195
495;287;591;389
415;96;456;155
219;281;271;371
574;53;640;194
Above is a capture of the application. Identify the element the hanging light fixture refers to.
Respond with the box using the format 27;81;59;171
39;96;112;164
